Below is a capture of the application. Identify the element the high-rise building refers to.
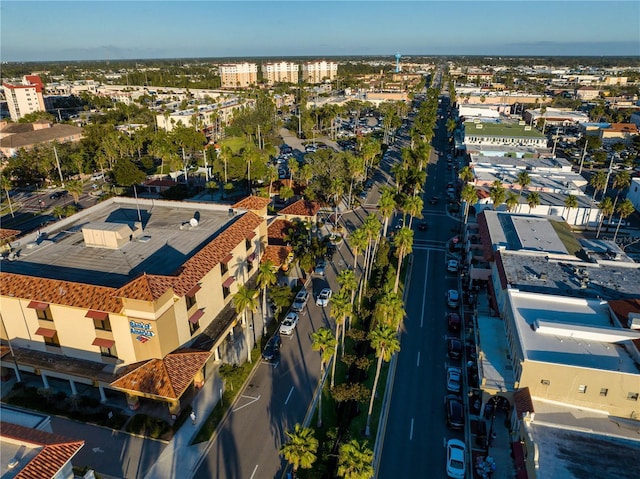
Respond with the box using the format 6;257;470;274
2;75;46;121
261;61;299;85
219;63;258;88
301;61;338;84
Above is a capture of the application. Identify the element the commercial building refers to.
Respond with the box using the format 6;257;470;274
462;119;548;149
2;75;46;121
261;61;299;85
0;120;83;157
155;98;254;133
301;61;338;84
627;178;640;212
0;198;267;414
220;63;258;88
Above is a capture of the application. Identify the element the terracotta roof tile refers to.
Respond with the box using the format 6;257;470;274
267;219;294;245
0;273;122;313
261;245;292;267
232;195;272;210
0;422;83;479
279;199;321;217
114;273;176;302
605;123;638;133
144;179;177;187
0;228;21;241
110;351;211;399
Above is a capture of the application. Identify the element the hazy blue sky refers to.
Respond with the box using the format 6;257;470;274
2;1;639;61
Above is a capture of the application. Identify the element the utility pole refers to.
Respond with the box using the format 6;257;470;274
53;146;64;188
602;155;615;199
578;139;589;175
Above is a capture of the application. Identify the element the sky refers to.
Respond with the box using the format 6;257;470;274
1;0;639;62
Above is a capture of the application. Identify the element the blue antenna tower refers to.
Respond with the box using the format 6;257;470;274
394;53;402;73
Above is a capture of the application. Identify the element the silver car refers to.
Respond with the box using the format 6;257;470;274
291;289;309;312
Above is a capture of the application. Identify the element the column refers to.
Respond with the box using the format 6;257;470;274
214;348;220;362
41;372;50;390
69;379;78;396
168;399;181;416
98;385;107;403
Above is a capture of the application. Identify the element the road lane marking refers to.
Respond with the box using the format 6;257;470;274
409;418;414;440
232;394;261;412
420;250;430;328
416;351;420;367
284;386;295;405
250;464;259;479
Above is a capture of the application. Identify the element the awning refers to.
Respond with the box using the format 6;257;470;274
222;277;235;288
92;337;115;348
187;284;202;296
189;309;205;324
85;310;109;320
35;327;57;338
221;254;233;264
27;301;49;310
247;253;256;262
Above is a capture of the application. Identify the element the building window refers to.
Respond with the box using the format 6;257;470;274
540;379;550;386
245;239;251;250
628;392;639;401
100;345;117;358
578;385;587;394
600;388;608;397
189;319;199;335
37;308;53;321
44;333;60;347
223;285;231;299
93;317;112;331
221;262;228;275
186;294;197;310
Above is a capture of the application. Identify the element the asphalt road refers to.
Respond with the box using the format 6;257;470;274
376;95;467;478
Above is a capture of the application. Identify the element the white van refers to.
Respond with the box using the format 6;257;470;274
90;172;105;182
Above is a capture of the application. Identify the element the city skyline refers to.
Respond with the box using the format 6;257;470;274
1;1;639;62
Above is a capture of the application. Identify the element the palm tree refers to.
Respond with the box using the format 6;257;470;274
233;285;259;363
613;199;635;243
393;226;413;294
596;196;614;238
280;423;318;477
611;170;631;214
589;171;607;202
505;191;519;212
337;439;374;479
66;179;83;205
0;175;15;218
349;227;368;272
329;290;352;386
336;268;358;330
256;260;277;336
489;180;506;211
52;205;66;219
311;328;336;428
362;214;382;286
458;166;474;184
402;195;423;228
526;191;540;213
365;324;400;436
564;194;579;224
515;171;531;201
460;183;477;224
377;187;397;237
374;291;405;331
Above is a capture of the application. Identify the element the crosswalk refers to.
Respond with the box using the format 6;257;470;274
413;238;447;251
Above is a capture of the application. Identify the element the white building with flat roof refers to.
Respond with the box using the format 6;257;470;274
302;61;338;84
261;61;299;84
220;63;258;88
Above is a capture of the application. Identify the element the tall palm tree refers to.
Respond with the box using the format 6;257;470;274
362;214;382;285
377;187;396;238
505;191;519;212
374;291;405;331
402;195;423;228
365;324;400;436
329;290;352;386
458;166;474;184
311;327;336;428
66;179;83;206
280;423;318;477
256;260;277;336
0;175;15;218
611;170;631;215
337;268;358;330
233;285;259;363
515;171;531;202
349;227;368;272
337;439;374;479
460;183;477;224
589;171;607;202
564;194;579;224
613;199;635;243
393;226;413;294
596;196;614;238
489;180;506;211
526;191;540;213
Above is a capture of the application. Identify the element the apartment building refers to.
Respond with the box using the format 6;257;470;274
463;119;548;148
0;120;83;157
261;61;299;84
2;75;46;121
220;62;258;88
301;61;338;84
155;98;254;133
0;198;267;414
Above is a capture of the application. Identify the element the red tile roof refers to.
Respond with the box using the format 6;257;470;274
279;199;321;217
605;123;638;134
0;228;21;241
114;273;176;302
0;273;122;313
144;179;177;187
0;422;84;479
267;219;294;245
513;387;534;418
232;195;272;210
110;351;211;399
261;245;292;267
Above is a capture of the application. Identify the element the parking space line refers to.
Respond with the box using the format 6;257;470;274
409;418;414;441
250;464;259;479
416;351;421;367
284;386;294;405
420;250;429;328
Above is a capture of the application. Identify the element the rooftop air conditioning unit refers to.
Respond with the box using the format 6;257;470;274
524;125;532;131
519;120;526;125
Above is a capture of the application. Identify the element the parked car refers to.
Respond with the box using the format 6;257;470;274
324;244;337;260
447;313;461;333
446;438;466;479
446;367;462;393
261;334;281;362
429;196;439;205
447;290;459;309
49;190;68;200
291;289;309;312
447;337;462;359
447;259;459;273
316;288;332;307
445;395;465;430
418;221;428;231
279;312;299;336
314;259;327;276
90;172;105;182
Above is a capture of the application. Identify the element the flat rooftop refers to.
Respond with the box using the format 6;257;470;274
508;289;640;373
464;120;546;138
1;198;237;288
484;212;573;254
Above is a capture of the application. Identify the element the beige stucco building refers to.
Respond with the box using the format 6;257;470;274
220;63;258;88
301;61;338;84
2;75;46;121
261;61;299;84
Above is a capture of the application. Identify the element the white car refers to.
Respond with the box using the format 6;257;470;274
279;312;299;336
447;290;459;309
446;438;466;479
316;288;332;307
446;367;462;393
291;289;309;312
447;259;459;273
